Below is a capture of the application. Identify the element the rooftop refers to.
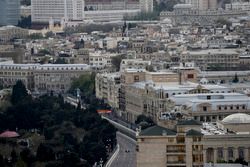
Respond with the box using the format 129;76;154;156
177;119;202;126
140;126;176;136
222;113;250;124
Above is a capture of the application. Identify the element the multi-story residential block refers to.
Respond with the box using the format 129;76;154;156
181;49;240;70
88;51;116;70
31;0;85;23
137;114;250;167
85;0;139;11
120;59;151;72
0;63;90;93
160;5;246;26
95;72;121;109
225;2;250;11
197;70;250;84
84;9;140;22
120;67;199;122
0;0;20;26
185;0;217;10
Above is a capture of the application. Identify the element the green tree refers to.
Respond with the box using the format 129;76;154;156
111;55;126;71
135;114;154;125
215;18;232;28
233;73;239;83
45;31;55;38
29;33;43;39
69;73;96;98
11;149;18;163
54;58;67;64
16;159;26;167
36;143;55;161
11;80;29;104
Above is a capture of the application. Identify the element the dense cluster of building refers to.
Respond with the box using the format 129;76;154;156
2;0;250;166
31;0;153;24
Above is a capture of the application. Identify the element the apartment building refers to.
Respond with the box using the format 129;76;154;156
84;9;140;22
225;2;250;11
95;72;121;109
197;70;250;84
137;114;250;167
0;63;90;93
120;59;151;72
89;52;116;70
181;49;240;70
185;0;217;10
31;0;85;23
120;67;199;122
85;0;139;10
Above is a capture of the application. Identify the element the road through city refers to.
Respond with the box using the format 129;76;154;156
109;132;136;167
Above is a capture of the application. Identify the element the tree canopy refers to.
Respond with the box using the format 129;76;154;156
111;54;126;71
69;73;96;98
0;80;117;167
11;80;29;105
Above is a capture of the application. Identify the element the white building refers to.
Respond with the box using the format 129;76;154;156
225;2;250;11
89;52;117;70
84;9;140;22
31;0;85;23
185;0;217;10
139;0;154;13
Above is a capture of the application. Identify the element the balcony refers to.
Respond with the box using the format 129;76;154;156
167;161;186;166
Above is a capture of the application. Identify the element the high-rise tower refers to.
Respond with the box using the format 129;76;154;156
0;0;20;26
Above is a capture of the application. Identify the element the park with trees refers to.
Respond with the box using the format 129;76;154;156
0;76;116;167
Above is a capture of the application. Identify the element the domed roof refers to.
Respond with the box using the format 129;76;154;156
222;113;250;124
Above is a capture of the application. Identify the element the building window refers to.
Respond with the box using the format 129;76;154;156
239;148;244;159
228;148;234;158
136;145;139;152
165;93;169;98
218;106;221;110
187;74;194;79
218;148;223;159
134;75;139;82
203;106;207;112
207;96;211;100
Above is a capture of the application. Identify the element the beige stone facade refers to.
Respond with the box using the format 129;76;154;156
0;63;90;93
95;72;120;109
0;26;28;42
137;116;250;167
181;49;240;70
